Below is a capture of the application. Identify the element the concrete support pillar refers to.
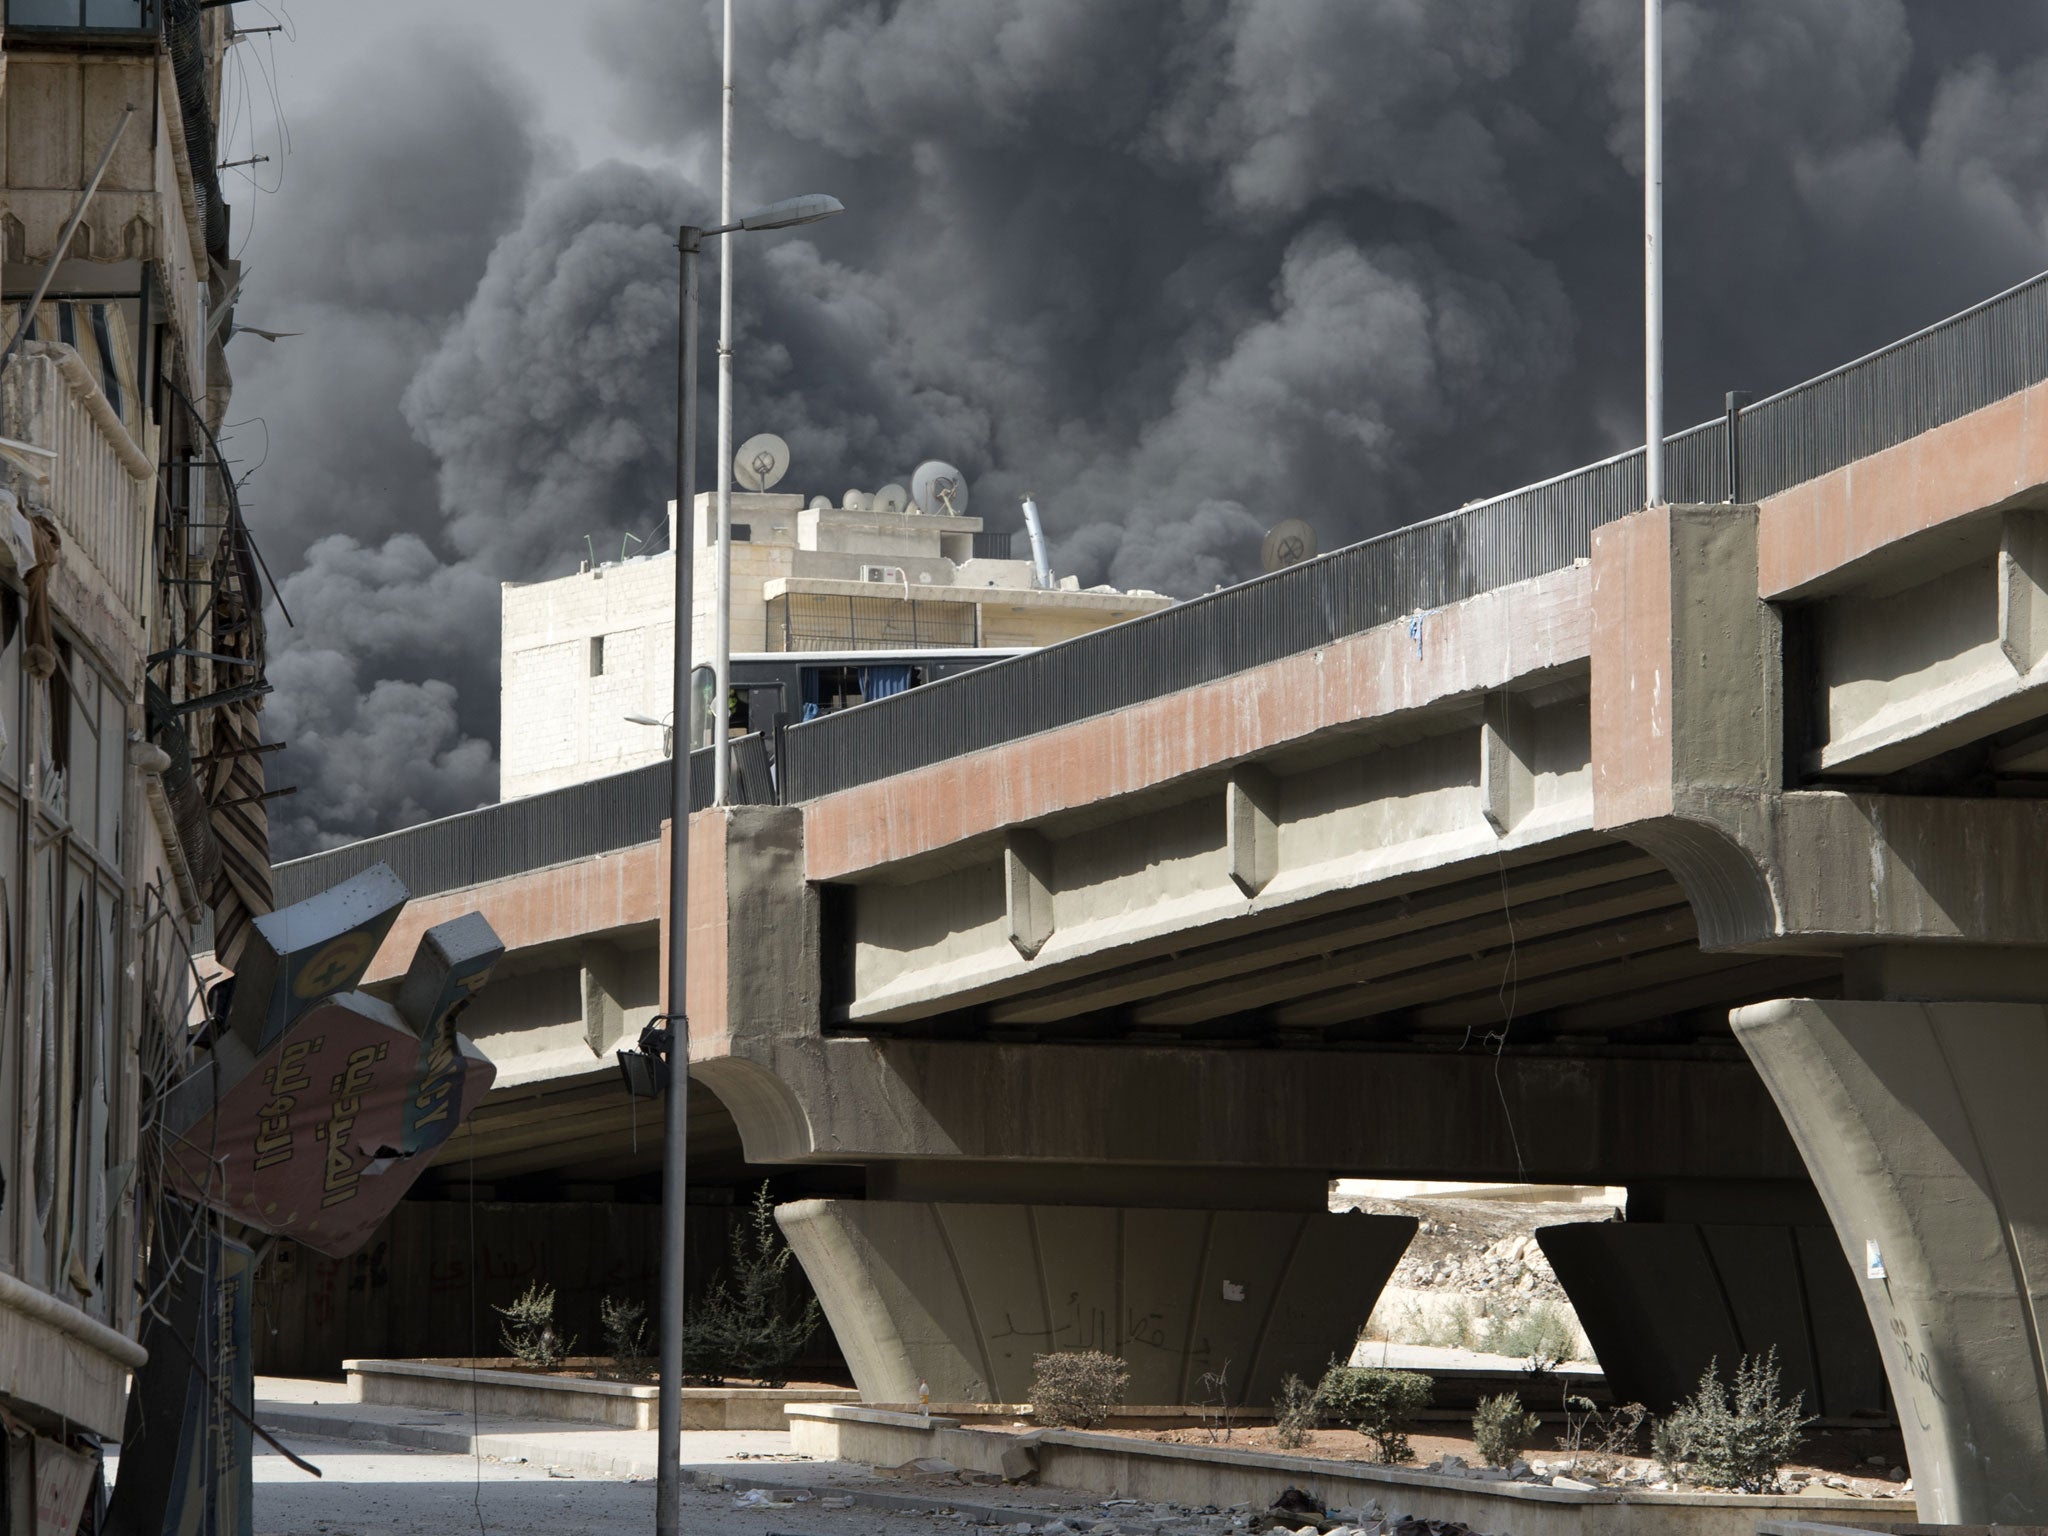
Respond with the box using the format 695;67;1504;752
1733;996;2048;1522
777;1200;1414;1407
1479;691;1535;837
1999;509;2048;674
1003;831;1055;960
1225;766;1279;897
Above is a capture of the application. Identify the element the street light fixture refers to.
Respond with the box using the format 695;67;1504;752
654;190;843;1536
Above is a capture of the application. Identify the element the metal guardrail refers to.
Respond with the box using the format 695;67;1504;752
272;735;773;907
780;268;2048;802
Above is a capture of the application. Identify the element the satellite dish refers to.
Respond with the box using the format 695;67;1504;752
808;495;831;510
1260;518;1319;572
911;460;968;517
734;432;790;491
841;488;864;510
873;483;909;517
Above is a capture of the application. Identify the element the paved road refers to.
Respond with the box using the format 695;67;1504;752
116;1435;994;1536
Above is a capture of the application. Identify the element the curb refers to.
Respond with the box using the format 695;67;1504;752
254;1407;1108;1526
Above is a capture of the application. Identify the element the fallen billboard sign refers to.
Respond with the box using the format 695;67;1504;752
158;866;506;1258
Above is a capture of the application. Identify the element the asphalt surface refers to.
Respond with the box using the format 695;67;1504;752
113;1434;1095;1536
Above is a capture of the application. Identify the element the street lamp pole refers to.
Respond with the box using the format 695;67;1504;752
657;221;702;1536
656;191;841;1536
714;0;737;807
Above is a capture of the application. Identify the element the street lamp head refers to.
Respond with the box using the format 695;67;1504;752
738;193;844;232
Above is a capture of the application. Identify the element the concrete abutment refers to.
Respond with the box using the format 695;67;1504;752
777;1198;1414;1407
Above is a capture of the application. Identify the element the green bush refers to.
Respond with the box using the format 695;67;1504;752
600;1295;652;1381
1316;1364;1432;1463
1472;1392;1542;1468
1478;1301;1580;1365
681;1184;822;1386
1274;1373;1319;1449
1651;1349;1812;1493
495;1281;573;1368
1030;1350;1129;1428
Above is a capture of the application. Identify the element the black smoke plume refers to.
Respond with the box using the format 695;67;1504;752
239;1;2048;854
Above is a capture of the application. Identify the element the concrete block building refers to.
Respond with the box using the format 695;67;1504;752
500;490;1170;798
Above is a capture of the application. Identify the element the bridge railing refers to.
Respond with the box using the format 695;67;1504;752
272;733;773;906
779;269;2048;803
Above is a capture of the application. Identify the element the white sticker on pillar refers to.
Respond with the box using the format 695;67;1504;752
1221;1280;1245;1302
1865;1240;1886;1280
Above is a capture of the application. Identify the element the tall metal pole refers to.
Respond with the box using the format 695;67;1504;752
712;0;737;805
1643;0;1665;507
656;224;701;1536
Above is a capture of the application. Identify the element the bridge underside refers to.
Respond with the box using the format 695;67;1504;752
837;836;1840;1054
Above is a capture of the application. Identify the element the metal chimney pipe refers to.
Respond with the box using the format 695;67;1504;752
1020;495;1054;590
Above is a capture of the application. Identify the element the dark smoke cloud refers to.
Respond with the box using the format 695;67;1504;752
245;1;2048;853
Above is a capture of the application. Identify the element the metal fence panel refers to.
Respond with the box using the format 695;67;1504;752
781;270;2048;802
273;735;774;906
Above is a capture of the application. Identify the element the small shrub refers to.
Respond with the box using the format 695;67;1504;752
1557;1393;1646;1481
1651;1349;1811;1493
1316;1364;1432;1463
1274;1373;1319;1450
495;1281;573;1368
1030;1350;1129;1428
682;1184;822;1386
1472;1392;1542;1468
1479;1301;1580;1366
1197;1360;1234;1442
601;1295;652;1381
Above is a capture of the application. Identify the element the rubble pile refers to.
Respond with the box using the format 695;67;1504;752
1400;1227;1566;1303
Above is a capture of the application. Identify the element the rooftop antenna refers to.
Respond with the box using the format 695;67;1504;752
733;432;790;491
1260;519;1318;572
1018;493;1053;589
911;460;968;518
622;530;644;562
583;534;596;567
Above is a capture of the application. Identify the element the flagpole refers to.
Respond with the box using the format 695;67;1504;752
712;0;736;803
1644;0;1664;507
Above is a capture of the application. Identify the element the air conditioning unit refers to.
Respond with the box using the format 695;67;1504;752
861;566;891;583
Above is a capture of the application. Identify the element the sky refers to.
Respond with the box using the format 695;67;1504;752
217;1;2048;857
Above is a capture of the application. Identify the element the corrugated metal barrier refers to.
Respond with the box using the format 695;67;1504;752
272;734;773;906
780;268;2048;802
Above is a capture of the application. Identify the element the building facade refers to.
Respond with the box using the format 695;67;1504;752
1;1;273;1516
499;488;1172;798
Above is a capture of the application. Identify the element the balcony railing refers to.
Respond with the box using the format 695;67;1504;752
769;592;980;652
1;343;153;620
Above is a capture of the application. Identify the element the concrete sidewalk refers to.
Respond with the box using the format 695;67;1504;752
255;1376;825;1483
253;1378;1142;1529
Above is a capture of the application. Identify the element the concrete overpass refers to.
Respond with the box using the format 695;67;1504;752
278;273;2048;1522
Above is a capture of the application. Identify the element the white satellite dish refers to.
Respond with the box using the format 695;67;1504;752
911;460;969;517
734;432;791;491
1260;518;1318;572
808;495;831;510
873;483;909;517
842;488;865;510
